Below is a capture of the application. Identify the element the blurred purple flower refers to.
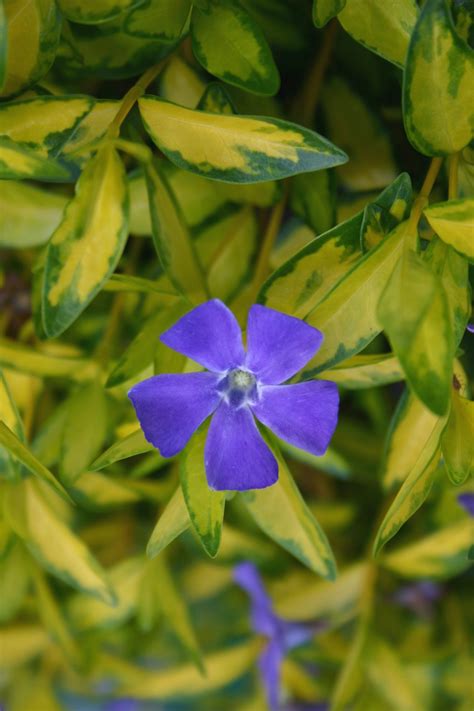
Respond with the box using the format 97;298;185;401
129;300;338;491
457;492;474;516
104;702;138;711
393;581;441;619
234;561;322;711
466;323;474;333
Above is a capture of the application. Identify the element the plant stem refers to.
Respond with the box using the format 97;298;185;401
448;153;459;200
292;18;338;127
107;62;167;139
249;183;289;302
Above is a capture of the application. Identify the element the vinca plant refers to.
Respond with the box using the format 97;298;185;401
0;0;473;710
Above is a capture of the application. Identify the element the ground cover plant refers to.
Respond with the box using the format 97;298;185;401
0;0;473;709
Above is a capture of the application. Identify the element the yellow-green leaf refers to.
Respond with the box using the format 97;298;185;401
321;77;397;192
91;428;156;470
424;197;474;260
259;213;363;318
43;145;129;337
273;562;366;622
159;55;206;109
0;181;67;249
403;0;474;156
373;449;441;555
441;389;474;485
119;638;260;699
145;161;208;301
139;97;348;184
60;381;109;484
378;250;454;416
313;0;346;28
191;0;279;96
424;237;470;348
321;354;404;390
124;0;191;42
151;556;203;671
180;427;226;558
0;338;97;381
107;301;186;387
0;542;30;623
32;567;81;665
58;0;144;24
0;135;71;180
69;556;143;630
301;221;406;376
242;444;336;579
4;479;114;603
339;0;418;67
367;640;424;711
382;390;447;491
290;170;336;236
0;421;71;502
147;487;190;559
382;519;473;578
0;369;24;477
360;172;413;252
0;0;61;98
0;625;49;668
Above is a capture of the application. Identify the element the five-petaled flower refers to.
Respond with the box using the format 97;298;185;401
234;561;323;711
128;299;339;491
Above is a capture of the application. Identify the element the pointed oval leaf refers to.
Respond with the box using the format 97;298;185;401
321;354;404;390
424;197;474;260
258;213;363;318
191;0;280;96
145;161;208;302
301;221;406;376
0;370;25;477
147;487;190;559
377;250;454;416
312;0;346;28
180;427;226;558
0;0;61;98
57;0;144;24
139;97;348;184
0;181;67;249
4;479;114;603
339;0;418;67
441;389;474;485
91;428;156;470
403;0;474;155
321;77;397;192
382;390;448;491
0;422;71;502
60;381;109;484
42;145;129;337
242;444;337;579
382;519;473;579
373;450;441;555
119;639;260;699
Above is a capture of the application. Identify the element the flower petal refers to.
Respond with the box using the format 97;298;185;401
259;639;283;711
234;562;277;637
160;299;245;372
252;380;339;456
128;372;221;457
245;304;323;384
205;402;278;490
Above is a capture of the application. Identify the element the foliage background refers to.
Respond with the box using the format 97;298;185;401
0;0;473;709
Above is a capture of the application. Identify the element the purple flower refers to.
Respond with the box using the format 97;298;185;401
103;702;138;711
234;562;318;711
393;581;441;619
129;300;338;491
457;492;474;516
466;323;474;333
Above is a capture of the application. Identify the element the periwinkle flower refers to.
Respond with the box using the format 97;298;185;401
129;299;338;491
393;581;441;619
457;492;474;516
466;323;474;333
234;561;320;711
